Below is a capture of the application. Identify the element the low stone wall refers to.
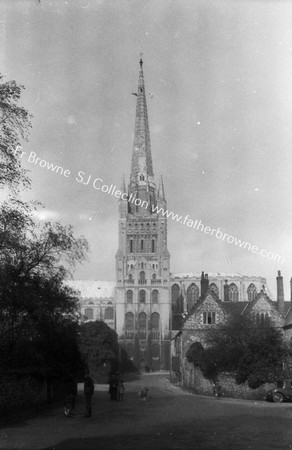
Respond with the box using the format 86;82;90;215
0;372;47;414
181;360;276;400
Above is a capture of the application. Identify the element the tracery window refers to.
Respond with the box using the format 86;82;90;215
247;283;257;302
186;283;199;311
229;283;239;302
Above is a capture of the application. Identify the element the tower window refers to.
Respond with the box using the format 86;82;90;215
140;174;145;181
141;239;144;251
105;307;114;320
130;239;133;253
152;239;155;253
152;290;158;304
126;290;133;304
139;290;146;303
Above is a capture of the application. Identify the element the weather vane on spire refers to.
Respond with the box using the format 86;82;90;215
139;52;143;68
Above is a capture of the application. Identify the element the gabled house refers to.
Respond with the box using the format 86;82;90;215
171;270;291;386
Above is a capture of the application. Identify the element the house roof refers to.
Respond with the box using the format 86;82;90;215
65;280;115;300
220;301;249;316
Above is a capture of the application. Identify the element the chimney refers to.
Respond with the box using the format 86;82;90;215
205;274;209;291
277;270;285;315
201;271;208;297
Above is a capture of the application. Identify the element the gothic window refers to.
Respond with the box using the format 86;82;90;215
171;284;182;312
141;239;144;251
172;284;183;330
209;283;219;297
151;312;160;330
203;311;216;325
138;312;147;330
84;308;93;320
139;271;145;282
247;283;257;302
152;239;155;253
125;312;134;330
126;290;133;303
140;174;145;181
171;284;182;313
129;274;133;281
152;273;156;280
105;306;114;320
229;283;239;302
141;262;144;269
130;239;133;253
186;283;199;311
139;290;146;303
151;290;159;303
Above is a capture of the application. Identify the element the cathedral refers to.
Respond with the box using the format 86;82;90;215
67;58;287;371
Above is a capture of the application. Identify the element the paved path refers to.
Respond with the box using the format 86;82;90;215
1;373;292;450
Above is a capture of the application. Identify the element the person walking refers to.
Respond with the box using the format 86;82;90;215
110;371;120;401
83;373;94;417
118;379;125;401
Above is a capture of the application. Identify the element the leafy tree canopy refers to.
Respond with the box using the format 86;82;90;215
0;75;32;193
0;73;89;378
186;314;290;388
79;320;119;377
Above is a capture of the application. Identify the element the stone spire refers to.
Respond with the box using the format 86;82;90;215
157;175;165;200
130;56;154;187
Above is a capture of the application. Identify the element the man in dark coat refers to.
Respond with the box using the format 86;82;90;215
83;374;94;417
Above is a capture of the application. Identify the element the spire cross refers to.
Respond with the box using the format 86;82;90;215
139;53;143;68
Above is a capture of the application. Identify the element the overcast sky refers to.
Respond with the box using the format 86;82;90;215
1;0;292;298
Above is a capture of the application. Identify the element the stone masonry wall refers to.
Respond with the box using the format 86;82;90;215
181;360;276;400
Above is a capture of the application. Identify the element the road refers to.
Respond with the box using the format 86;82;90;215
1;373;292;450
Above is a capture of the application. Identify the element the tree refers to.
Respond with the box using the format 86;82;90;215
186;314;290;387
79;321;119;378
0;73;89;380
0;74;32;193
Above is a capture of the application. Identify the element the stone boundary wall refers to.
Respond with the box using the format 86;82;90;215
181;360;276;400
0;372;47;414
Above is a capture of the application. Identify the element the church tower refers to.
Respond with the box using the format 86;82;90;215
115;57;171;371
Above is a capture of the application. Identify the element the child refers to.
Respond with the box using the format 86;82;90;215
138;386;149;401
118;379;125;401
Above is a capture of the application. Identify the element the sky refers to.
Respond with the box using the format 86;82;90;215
1;0;292;299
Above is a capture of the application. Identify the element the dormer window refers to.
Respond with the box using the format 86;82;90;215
203;312;216;325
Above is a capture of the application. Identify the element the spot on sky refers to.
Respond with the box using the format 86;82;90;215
254;188;259;192
197;121;201;125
